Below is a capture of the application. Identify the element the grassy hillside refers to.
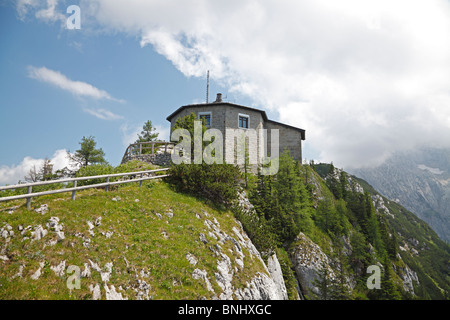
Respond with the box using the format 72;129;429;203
0;180;268;300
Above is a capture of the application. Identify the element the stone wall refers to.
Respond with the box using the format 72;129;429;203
122;153;172;167
265;121;303;161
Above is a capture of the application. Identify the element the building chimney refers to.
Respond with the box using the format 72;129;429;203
215;93;222;103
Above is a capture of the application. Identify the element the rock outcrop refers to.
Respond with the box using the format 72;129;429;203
289;232;335;298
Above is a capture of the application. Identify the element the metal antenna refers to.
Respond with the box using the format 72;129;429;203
206;70;210;103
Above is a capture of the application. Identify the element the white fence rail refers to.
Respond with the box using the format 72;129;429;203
0;168;170;210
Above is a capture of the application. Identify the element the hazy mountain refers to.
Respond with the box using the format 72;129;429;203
349;148;450;243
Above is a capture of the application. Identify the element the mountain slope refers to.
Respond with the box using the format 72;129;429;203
1;160;449;300
349;147;450;243
0;181;286;300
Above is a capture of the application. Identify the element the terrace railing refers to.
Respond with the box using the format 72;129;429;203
121;141;174;164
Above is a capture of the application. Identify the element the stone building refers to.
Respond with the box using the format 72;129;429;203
166;93;306;166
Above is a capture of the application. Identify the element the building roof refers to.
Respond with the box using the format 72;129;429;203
166;101;305;140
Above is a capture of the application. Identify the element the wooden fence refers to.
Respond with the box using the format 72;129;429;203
0;168;170;210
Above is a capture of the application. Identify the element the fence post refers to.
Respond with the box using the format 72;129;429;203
152;142;154;154
139;143;142;155
72;181;77;200
105;177;110;192
139;174;143;187
26;186;32;210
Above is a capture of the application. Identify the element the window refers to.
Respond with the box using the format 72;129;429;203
238;114;249;129
198;112;211;126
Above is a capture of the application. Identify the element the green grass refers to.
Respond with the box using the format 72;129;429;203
0;180;267;300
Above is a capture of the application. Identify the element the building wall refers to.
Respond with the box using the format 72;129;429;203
265;121;303;161
223;105;265;166
169;104;302;165
169;105;226;134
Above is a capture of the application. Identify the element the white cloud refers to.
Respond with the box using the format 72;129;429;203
83;108;123;121
76;1;450;167
120;123;141;147
154;124;170;142
417;164;444;175
16;0;37;19
15;0;64;23
35;0;65;24
27;66;125;103
120;122;170;147
0;149;73;186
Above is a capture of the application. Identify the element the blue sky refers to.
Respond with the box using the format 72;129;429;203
1;0;450;185
0;3;221;165
0;1;249;184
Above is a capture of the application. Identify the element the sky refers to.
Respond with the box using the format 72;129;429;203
1;0;450;185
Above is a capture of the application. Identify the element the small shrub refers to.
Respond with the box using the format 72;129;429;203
75;164;115;186
167;163;241;205
114;160;158;173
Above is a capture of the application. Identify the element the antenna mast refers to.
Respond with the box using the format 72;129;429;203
206;70;210;103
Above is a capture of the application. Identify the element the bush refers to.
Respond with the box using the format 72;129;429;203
75;163;115;186
232;206;276;254
114;160;159;173
167;163;241;205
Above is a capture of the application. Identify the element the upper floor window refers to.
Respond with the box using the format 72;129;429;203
239;114;249;129
199;112;211;126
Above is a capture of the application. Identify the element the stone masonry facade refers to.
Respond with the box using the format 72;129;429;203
166;94;305;166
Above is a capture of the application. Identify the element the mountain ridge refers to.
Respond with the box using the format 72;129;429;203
349;147;450;243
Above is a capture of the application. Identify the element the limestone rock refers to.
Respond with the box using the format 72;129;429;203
47;217;64;242
164;209;174;219
100;262;113;283
94;217;102;226
234;272;283;300
31;225;48;241
289;232;335;298
34;204;49;215
11;264;24;279
215;253;234;300
192;269;215;293
89;284;101;300
186;253;198;266
31;261;45;280
104;284;126;300
267;253;289;300
134;279;150;300
81;263;91;278
51;260;66;277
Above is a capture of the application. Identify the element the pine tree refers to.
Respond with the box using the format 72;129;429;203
250;151;313;243
312;261;341;300
39;157;54;181
316;197;337;234
380;257;402;300
350;230;371;277
136;120;159;143
68;136;107;168
378;215;398;260
332;249;351;300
